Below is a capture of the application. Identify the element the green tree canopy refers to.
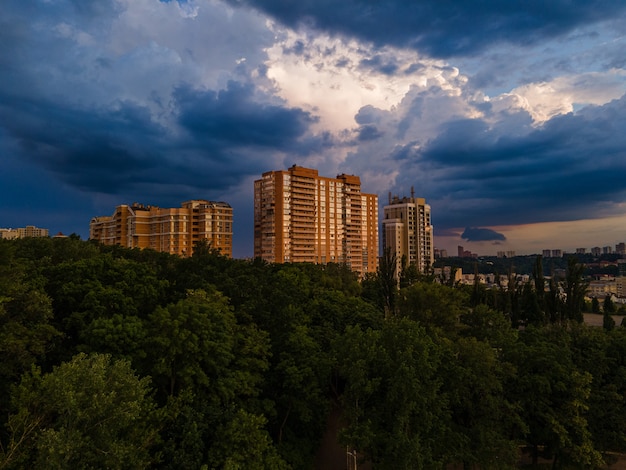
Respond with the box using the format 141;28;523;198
335;319;450;468
503;327;603;468
397;281;467;334
1;353;158;470
146;288;267;402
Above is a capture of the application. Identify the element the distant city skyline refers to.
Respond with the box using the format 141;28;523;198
2;1;626;258
437;215;626;258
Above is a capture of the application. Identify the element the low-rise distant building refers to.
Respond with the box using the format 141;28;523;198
498;274;512;288
90;200;233;257
461;273;483;285
619;259;626;277
457;245;477;258
588;277;617;298
0;229;18;240
496;250;515;258
0;225;49;239
457;272;529;288
434;266;462;284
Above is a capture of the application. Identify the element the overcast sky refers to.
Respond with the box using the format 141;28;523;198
2;0;626;257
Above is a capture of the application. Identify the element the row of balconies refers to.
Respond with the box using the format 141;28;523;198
291;199;315;206
291;186;316;193
290;209;315;215
290;178;316;186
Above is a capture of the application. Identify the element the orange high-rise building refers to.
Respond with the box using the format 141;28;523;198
254;165;378;275
90;200;232;257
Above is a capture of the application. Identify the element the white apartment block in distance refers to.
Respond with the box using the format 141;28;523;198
382;189;434;280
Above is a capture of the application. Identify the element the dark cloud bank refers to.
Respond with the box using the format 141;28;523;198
228;0;626;58
462;227;506;242
0;81;320;202
390;93;626;232
1;0;625;254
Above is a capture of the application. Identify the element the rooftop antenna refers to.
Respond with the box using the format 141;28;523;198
388;191;392;204
411;186;415;200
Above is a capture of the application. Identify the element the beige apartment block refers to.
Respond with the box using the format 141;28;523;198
382;190;434;279
588;278;618;298
0;225;49;239
254;165;378;275
90;200;232;257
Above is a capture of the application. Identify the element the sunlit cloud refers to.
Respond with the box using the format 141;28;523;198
264;28;465;132
507;70;626;122
1;0;625;256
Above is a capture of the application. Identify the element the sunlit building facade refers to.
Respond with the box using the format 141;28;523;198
254;165;378;275
90;200;233;257
0;225;49;240
0;225;49;239
382;191;434;280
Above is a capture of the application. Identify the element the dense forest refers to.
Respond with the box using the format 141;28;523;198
1;237;626;469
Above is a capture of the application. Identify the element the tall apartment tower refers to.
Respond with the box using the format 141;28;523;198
254;165;378;275
90;200;233;257
382;189;434;279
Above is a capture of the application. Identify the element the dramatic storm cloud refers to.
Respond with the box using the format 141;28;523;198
229;0;626;58
2;0;626;256
462;228;506;243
